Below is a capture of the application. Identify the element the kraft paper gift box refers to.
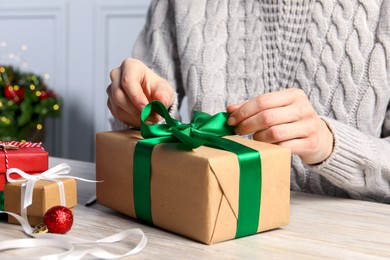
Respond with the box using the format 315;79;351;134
96;130;291;244
4;178;77;226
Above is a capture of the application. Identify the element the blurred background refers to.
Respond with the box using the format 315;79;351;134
0;0;151;162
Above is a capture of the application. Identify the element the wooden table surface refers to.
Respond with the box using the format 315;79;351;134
1;157;390;259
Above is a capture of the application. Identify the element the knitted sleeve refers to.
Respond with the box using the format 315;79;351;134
309;0;390;202
299;0;390;203
312;117;390;203
132;0;183;118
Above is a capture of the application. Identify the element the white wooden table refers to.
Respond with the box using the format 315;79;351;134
1;157;390;259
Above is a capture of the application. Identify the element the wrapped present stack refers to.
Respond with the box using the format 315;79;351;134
96;101;291;244
0;141;48;210
0;142;77;226
4;174;77;226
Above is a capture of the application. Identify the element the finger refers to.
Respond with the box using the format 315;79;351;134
226;101;247;113
120;59;150;111
228;89;304;125
106;83;135;115
109;67;120;82
152;79;175;108
107;89;162;126
107;98;141;127
252;120;313;144
234;106;302;135
108;67;121;92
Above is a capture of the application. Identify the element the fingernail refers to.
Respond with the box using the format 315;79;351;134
228;116;236;126
138;102;147;111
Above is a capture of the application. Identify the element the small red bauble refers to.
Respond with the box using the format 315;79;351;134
43;205;73;234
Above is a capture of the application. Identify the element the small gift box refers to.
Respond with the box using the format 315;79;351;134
96;101;291;244
4;164;77;226
0;141;48;191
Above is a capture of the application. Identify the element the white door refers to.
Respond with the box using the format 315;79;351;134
0;0;151;161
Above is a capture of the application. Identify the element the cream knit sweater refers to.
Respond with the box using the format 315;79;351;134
131;0;390;203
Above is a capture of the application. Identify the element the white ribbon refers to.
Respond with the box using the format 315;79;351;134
0;210;147;259
6;163;98;219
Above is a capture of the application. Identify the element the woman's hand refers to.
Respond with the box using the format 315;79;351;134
227;88;334;165
106;58;175;127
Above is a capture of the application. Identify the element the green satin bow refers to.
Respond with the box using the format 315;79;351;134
133;101;262;238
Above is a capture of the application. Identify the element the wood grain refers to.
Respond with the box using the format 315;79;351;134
0;157;389;259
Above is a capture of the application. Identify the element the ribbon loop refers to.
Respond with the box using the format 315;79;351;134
140;100;235;149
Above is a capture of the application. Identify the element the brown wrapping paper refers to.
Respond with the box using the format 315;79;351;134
96;130;291;244
4;178;77;226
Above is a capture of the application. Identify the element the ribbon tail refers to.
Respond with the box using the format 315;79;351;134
58;182;66;206
0;211;34;235
0;211;147;259
23;180;37;209
40;163;71;177
65;176;101;183
133;136;176;224
45;178;66;206
20;183;29;221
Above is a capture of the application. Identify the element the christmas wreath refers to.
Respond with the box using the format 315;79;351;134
0;65;61;141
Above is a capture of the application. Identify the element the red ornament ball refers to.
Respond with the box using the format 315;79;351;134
43;205;73;234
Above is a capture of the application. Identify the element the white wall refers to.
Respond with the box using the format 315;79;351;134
0;0;151;161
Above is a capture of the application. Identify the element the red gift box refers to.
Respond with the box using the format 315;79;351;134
0;142;48;190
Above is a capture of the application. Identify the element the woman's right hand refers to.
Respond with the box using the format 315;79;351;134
106;58;175;127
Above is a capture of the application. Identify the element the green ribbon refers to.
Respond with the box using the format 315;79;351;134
133;101;262;238
0;191;3;211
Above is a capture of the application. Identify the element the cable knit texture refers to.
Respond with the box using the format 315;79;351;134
131;0;390;203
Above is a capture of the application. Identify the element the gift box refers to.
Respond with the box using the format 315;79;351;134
96;129;291;244
4;178;77;226
0;143;48;191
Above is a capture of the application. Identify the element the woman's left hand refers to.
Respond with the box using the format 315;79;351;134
227;88;334;165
